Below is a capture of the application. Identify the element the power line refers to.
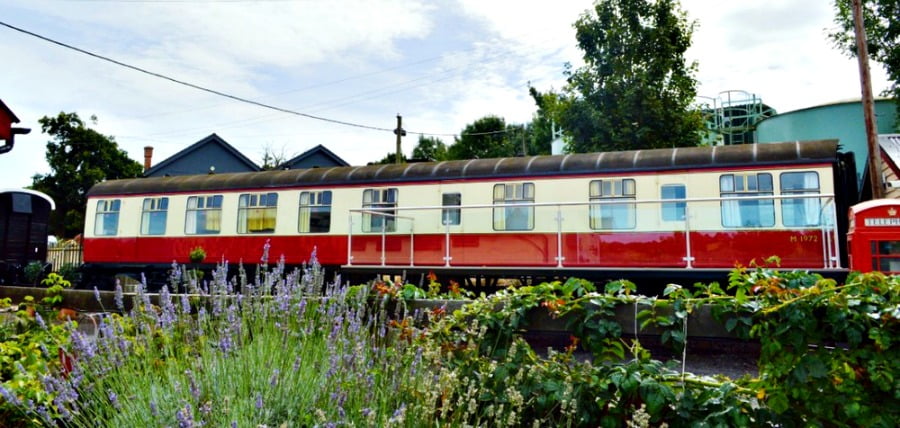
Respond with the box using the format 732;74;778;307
0;19;517;138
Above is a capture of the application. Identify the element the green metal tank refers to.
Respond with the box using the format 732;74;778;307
755;99;897;193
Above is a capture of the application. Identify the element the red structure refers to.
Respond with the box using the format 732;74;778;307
848;199;900;273
0;99;31;155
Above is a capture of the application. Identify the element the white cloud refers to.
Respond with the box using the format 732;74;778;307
0;0;894;190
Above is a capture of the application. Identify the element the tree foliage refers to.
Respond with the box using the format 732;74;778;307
447;115;516;160
30;113;143;238
411;135;448;161
830;0;900;125
533;0;704;153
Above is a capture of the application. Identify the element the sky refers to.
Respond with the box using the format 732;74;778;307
0;0;891;189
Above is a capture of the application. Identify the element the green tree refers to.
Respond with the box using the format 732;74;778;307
533;0;704;153
830;0;900;125
31;113;143;238
411;135;448;161
369;151;408;165
447;115;516;160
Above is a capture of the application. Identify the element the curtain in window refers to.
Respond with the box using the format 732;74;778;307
206;210;221;232
492;184;506;230
299;192;311;233
802;173;820;226
185;197;198;234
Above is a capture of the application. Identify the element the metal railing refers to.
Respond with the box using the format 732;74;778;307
347;194;841;270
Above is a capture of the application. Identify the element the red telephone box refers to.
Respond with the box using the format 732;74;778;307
848;199;900;273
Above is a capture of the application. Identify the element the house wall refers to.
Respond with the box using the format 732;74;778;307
285;152;345;169
146;144;257;176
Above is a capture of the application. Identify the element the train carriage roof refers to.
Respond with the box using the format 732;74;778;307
87;139;840;196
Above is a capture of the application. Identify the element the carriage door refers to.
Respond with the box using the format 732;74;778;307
847;199;900;273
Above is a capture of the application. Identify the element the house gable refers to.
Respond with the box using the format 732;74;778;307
279;144;349;170
144;133;260;177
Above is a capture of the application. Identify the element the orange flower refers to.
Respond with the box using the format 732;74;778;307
565;335;581;353
427;271;438;283
449;280;460;295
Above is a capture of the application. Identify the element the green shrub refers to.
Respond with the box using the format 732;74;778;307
23;262;45;286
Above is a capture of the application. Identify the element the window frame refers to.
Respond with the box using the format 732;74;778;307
780;171;821;227
237;192;279;234
660;184;686;222
362;188;398;233
185;195;223;235
140;197;169;236
719;173;775;228
492;182;535;231
441;192;461;226
94;199;121;236
299;190;332;233
589;179;636;230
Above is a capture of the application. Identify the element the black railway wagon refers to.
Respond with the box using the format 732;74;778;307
0;189;54;284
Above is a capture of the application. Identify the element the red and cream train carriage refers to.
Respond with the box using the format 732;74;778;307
81;139;856;289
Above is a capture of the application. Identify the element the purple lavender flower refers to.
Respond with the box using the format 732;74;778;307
186;370;201;402
34;311;46;329
99;319;115;339
150;400;159;417
108;391;120;409
392;403;407;420
269;369;279;387
200;401;212;415
114;281;124;311
93;286;102;304
231;421;237;428
54;395;71;420
176;404;194;428
218;334;234;354
180;293;191;314
293;355;302;371
0;384;21;406
255;393;263;410
361;408;373;418
35;405;52;423
70;330;97;360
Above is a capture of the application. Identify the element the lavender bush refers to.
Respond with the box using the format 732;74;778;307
29;250;452;427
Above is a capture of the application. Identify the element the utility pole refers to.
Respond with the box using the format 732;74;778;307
394;114;406;164
852;0;884;199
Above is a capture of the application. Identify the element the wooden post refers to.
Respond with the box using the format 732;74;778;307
852;0;884;199
394;114;406;164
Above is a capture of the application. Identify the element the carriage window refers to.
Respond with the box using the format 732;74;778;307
94;199;121;236
442;193;461;226
493;183;534;231
185;195;223;234
299;191;332;233
141;197;169;235
238;193;278;233
362;188;398;232
720;173;774;227
781;172;820;227
590;179;636;229
661;184;686;221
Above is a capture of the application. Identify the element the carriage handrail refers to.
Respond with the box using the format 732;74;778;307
346;193;840;270
347;193;837;213
346;210;416;267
